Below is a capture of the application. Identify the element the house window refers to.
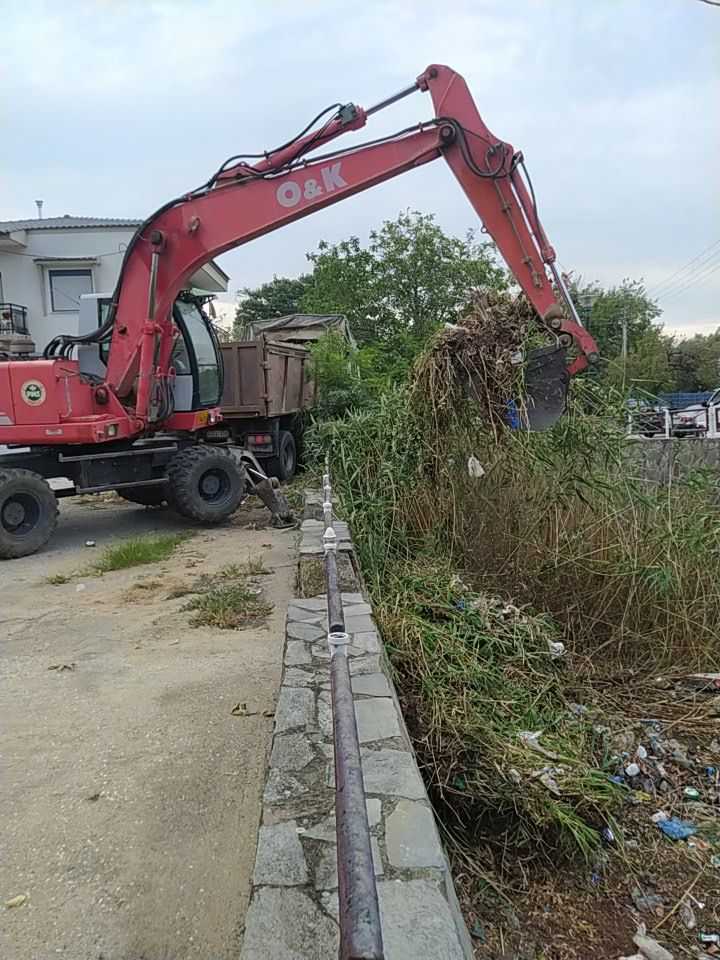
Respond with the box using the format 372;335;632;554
49;269;93;312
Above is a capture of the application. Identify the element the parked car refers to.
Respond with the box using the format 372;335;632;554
671;388;720;438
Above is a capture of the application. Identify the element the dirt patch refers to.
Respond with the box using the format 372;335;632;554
0;498;295;960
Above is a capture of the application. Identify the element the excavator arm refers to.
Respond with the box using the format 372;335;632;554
54;64;599;427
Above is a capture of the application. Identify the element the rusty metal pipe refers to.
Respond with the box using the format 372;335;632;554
323;469;384;960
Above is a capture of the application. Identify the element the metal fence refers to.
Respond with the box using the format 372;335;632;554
321;463;385;960
0;303;29;336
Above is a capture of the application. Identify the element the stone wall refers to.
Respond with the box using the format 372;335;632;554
240;510;473;960
625;437;720;485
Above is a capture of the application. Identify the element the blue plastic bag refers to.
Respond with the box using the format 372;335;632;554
657;817;696;840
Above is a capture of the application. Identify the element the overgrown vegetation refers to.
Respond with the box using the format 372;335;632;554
308;328;720;869
238;211;719;885
92;533;191;573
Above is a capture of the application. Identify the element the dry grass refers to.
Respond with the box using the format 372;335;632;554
46;572;72;585
178;561;274;629
411;289;535;435
183;582;272;629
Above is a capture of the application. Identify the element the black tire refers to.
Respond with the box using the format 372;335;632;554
116;486;168;507
0;469;58;559
167;446;245;523
264;431;297;482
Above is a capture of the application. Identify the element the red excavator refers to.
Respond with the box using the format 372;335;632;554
0;64;598;558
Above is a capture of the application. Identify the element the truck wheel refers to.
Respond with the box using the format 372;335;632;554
167;446;245;523
264;431;297;482
0;469;58;559
116;486;168;507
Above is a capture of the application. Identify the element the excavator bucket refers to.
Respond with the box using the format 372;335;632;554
521;345;570;431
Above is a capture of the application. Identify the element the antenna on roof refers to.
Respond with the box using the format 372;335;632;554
35;200;44;219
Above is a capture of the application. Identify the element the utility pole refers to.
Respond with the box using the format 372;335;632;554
621;309;628;390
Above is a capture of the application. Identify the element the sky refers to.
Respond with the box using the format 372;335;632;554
1;0;719;337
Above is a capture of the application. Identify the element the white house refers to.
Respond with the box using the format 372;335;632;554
0;215;229;353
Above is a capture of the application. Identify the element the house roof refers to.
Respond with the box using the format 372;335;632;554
0;216;142;232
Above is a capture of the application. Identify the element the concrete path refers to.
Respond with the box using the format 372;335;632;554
0;496;294;960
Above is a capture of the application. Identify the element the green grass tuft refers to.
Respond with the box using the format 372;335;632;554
183;581;272;629
46;572;72;585
92;533;191;574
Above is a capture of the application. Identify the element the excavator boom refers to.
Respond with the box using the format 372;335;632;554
85;64;596;425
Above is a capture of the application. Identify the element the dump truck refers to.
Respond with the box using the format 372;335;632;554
215;336;312;480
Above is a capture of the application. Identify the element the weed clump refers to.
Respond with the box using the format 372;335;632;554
183;581;272;629
92;533;191;573
177;561;274;629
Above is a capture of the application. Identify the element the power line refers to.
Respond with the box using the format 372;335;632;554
657;258;720;303
654;248;720;301
647;239;720;297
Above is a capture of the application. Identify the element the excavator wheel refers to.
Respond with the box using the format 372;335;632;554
116;486;168;507
0;469;58;559
167;446;245;524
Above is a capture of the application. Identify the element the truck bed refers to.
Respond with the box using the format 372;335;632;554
220;337;312;419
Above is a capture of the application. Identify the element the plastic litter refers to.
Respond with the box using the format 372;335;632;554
632;924;674;960
537;769;561;796
518;730;560;760
601;826;615;844
636;745;648;760
710;854;720;868
625;762;641;777
651;810;669;823
631;886;665;914
547;639;566;658
85;539;96;547
698;933;720;945
657;817;696;840
467;455;485;478
683;786;700;800
679;900;696;930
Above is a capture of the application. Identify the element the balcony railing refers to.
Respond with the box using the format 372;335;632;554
0;303;29;337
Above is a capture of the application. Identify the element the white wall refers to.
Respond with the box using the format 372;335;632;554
0;227;133;351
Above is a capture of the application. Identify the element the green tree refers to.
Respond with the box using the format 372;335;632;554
301;211;506;346
669;329;720;390
234;274;312;338
570;277;662;358
606;327;675;395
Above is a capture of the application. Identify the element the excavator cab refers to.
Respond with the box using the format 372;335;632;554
78;293;223;414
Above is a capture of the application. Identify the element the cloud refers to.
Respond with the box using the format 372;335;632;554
2;0;718;335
